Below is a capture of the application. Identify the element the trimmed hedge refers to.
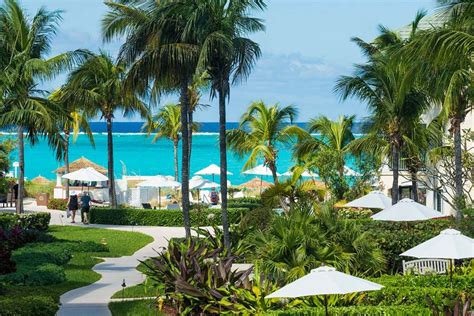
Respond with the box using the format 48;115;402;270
0;296;57;316
89;207;249;226
0;213;50;231
228;197;262;210
267;305;431;315
3;263;66;286
47;198;67;211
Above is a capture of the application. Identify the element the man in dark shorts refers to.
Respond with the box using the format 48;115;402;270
80;192;92;224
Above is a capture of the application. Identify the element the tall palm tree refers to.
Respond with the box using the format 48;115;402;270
336;58;430;205
406;1;473;217
62;52;148;208
295;115;355;179
103;0;200;238
143;103;198;181
0;0;83;213
228;101;306;183
50;89;95;198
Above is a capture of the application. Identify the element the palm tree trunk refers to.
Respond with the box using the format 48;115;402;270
452;117;464;221
106;116;117;208
173;139;179;181
218;86;230;251
180;81;191;239
188;109;193;172
411;170;418;202
64;130;70;198
391;143;400;205
16;127;24;214
269;160;279;184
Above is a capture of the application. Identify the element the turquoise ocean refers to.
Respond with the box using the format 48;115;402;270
4;122;362;185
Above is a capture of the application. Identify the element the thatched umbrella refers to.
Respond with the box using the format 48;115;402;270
238;177;272;195
53;156;107;175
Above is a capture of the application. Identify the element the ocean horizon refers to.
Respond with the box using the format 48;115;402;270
1;122;361;185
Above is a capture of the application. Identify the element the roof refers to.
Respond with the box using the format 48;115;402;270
238;177;273;190
31;175;53;184
53;157;107;175
397;8;451;39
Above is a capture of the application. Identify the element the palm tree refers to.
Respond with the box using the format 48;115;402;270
335;57;430;205
50;89;95;198
405;1;473;217
0;0;83;213
143;104;198;181
228;101;306;183
62;52;148;208
103;0;200;238
295;115;355;178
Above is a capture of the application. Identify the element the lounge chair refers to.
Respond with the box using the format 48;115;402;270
142;203;152;209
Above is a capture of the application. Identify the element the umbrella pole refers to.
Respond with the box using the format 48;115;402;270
260;176;262;195
450;259;453;288
159;188;161;209
324;295;328;316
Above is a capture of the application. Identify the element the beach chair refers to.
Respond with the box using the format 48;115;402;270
142;203;152;209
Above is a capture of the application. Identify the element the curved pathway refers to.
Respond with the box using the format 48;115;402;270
25;206;188;316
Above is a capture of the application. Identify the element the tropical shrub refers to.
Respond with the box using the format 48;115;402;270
228;197;263;210
24;180;54;198
336;208;373;219
0;296;57;316
145;236;280;315
4;263;66;286
266;305;431;315
253;202;385;283
239;206;275;232
90;207;248;226
47;198;68;211
0;212;50;231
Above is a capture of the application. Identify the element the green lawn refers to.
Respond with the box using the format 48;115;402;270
109;299;163;316
2;226;153;313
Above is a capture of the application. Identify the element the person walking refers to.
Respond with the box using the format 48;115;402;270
67;194;79;223
80;192;92;224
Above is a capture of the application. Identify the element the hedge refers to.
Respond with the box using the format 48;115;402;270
0;213;50;231
266;305;431;315
89;207;249;226
228;197;262;210
0;296;57;316
47;198;68;211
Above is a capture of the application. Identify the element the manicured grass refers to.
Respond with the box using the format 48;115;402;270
3;226;153;312
109;299;163;316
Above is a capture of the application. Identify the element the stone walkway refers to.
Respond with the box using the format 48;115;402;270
11;202;188;316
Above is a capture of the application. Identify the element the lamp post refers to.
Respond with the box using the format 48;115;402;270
121;279;126;301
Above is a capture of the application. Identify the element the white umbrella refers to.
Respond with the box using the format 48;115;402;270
344;166;361;176
189;176;219;190
371;198;445;221
344;191;391;210
195;164;232;181
138;175;181;208
282;169;318;178
243;164;281;177
266;266;383;316
62;168;108;192
400;229;474;286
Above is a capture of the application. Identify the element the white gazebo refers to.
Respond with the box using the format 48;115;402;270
371;198;445;221
266;266;383;316
343;191;392;210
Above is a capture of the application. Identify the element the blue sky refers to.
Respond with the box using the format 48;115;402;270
22;0;437;122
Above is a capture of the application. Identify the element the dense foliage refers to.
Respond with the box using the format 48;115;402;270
89;207;249;227
0;213;50;231
47;198;68;211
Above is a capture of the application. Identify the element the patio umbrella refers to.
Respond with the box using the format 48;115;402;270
195;164;232;181
243;164;280;194
371;198;445;221
343;191;391;210
189;176;220;204
400;229;474;286
266;266;383;316
282;169;319;178
137;175;180;208
62;167;108;191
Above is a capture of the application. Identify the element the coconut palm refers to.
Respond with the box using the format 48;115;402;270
50;89;95;198
228;101;306;183
62;52;148;208
405;1;473;216
103;0;200;238
143;103;198;181
0;0;83;213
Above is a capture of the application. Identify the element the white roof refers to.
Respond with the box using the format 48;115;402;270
344;191;392;210
243;164;281;177
401;229;474;260
371;198;445;222
266;266;383;298
62;167;108;182
195;164;232;176
137;175;180;188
